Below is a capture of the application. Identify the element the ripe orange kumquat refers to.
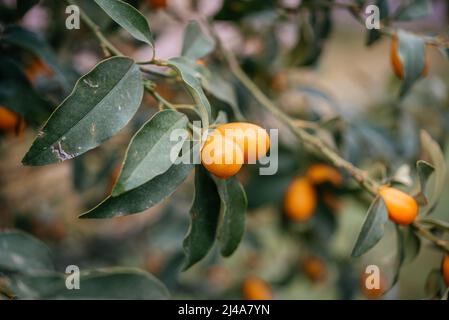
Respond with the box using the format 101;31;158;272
303;257;327;282
306;164;343;187
147;0;167;9
378;186;418;225
284;177;317;222
242;277;273;300
360;271;387;299
215;122;270;163
201;132;244;179
443;255;449;287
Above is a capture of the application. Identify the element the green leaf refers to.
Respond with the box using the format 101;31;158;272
8;273;65;299
0;56;50;125
396;0;433;21
420;131;447;215
80;162;193;219
200;67;245;121
415;160;434;205
396;30;426;97
2;26;68;89
22;57;143;166
183;166;221;270
391;225;421;289
351;197;389;257
10;268;169;299
215;177;247;257
49;268;169;299
112;110;188;195
94;0;154;46
366;0;389;46
0;230;54;275
181;21;215;61
168;57;211;127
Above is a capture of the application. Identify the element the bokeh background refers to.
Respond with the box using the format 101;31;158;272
1;0;449;299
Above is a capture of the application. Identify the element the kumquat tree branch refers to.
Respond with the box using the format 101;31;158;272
1;0;449;302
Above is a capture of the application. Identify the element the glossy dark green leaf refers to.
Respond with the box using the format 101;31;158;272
181;21;215;61
112;110;188;195
420;131;447;215
9;268;169;299
0;57;50;125
351;197;389;257
2;26;68;89
0;230;54;275
366;0;389;46
396;0;433;21
94;0;154;46
215;177;247;257
168;57;211;126
183;166;221;270
415;160;434;205
22;57;143;166
80;163;193;218
396;30;426;97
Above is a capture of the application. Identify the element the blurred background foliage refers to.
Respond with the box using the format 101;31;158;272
1;0;449;299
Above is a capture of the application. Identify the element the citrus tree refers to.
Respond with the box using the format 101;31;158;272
1;0;449;299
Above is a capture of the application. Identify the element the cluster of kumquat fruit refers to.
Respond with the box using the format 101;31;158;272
283;163;419;226
201;122;270;179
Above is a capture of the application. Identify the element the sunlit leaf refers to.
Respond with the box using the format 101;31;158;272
183;166;221;270
94;0;154;46
112;110;188;195
22;57;143;166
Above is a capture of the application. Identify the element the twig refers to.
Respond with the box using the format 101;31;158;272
413;222;449;253
64;0;122;57
205;20;380;195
